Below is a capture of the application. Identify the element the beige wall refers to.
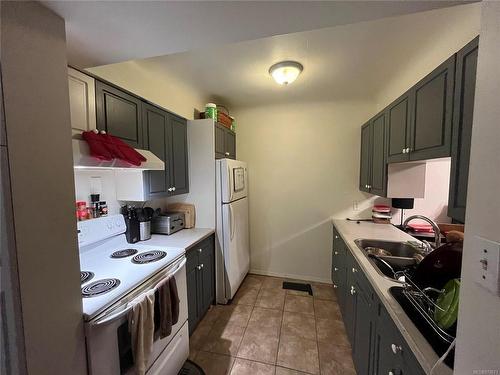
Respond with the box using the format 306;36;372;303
1;2;87;374
455;2;500;372
88;60;208;120
375;3;481;110
234;100;379;282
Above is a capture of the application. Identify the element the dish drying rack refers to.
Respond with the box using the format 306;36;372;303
397;269;456;344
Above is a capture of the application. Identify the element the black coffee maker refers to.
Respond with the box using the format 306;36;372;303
121;205;140;244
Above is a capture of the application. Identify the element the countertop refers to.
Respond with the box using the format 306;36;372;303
332;219;453;375
142;228;215;250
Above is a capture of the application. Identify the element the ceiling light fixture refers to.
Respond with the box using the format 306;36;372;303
269;60;303;85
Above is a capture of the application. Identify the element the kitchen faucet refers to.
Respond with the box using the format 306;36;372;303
402;215;441;252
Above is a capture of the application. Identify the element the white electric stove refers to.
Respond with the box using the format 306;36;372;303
77;215;189;375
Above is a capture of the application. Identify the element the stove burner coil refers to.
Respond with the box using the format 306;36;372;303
131;250;167;264
80;271;94;284
82;278;120;298
110;249;138;259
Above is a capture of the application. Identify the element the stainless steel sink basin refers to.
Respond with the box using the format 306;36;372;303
354;239;423;282
355;239;419;258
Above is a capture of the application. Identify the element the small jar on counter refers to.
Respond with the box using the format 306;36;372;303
76;201;89;221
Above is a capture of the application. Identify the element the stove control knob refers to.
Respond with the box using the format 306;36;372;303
114;218;122;227
107;222;113;229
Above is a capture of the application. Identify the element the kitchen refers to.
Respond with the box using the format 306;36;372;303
1;2;499;375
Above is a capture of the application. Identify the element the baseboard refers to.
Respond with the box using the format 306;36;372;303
249;268;332;285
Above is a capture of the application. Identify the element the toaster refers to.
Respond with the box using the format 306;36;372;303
151;212;185;235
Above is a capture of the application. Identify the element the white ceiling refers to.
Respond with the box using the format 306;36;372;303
44;0;472;67
89;3;480;108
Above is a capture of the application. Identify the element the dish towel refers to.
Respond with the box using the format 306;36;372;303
169;276;180;325
156;278;173;340
128;290;155;375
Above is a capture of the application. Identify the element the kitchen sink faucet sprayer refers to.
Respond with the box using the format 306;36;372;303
402;215;441;252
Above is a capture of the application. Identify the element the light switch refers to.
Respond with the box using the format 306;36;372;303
474;236;500;296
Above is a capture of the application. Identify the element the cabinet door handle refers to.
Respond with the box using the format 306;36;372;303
225;152;230;156
168;188;173;192
402;148;406;154
196;265;202;270
334;251;339;255
172;186;176;191
391;344;403;354
333;284;338;289
335;235;339;239
350;286;356;295
198;248;203;253
352;267;358;273
389;371;395;375
200;263;204;269
334;267;338;271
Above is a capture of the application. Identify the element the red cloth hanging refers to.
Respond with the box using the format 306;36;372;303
104;134;147;166
82;131;113;161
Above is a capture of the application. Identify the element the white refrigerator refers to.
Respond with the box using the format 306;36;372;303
215;159;250;303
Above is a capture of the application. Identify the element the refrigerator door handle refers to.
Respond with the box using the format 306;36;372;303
227;164;233;202
229;203;235;241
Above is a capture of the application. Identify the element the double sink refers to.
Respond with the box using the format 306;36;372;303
355;238;455;368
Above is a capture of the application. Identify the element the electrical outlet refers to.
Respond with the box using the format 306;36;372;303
474;236;500;296
353;201;359;211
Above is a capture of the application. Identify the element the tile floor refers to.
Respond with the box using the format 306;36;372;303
188;274;356;375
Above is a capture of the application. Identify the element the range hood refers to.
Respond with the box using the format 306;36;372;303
72;139;164;171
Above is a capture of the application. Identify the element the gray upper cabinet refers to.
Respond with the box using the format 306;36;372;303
448;37;479;223
142;103;169;197
370;112;387;196
387;92;411;163
359;114;387;197
68;67;96;137
408;55;455;161
359;122;371;193
215;122;236;159
169;115;189;195
96;80;144;148
143;104;189;197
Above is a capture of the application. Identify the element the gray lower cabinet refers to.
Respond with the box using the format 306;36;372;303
215;122;236;159
448;37;479;223
332;225;424;375
359;113;387;197
96;80;144;148
186;235;215;335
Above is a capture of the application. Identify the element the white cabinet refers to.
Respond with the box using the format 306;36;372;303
68;67;96;137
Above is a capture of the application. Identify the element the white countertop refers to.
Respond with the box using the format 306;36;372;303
143;228;215;250
332;219;453;375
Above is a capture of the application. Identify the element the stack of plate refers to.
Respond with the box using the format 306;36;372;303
372;204;392;224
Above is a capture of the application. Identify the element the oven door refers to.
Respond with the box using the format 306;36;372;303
85;257;188;375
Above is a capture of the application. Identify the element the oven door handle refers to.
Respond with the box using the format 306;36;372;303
89;257;186;327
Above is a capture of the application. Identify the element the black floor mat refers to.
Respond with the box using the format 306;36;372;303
282;281;313;296
178;359;205;375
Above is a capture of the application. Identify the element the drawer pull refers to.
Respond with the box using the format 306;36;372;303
391;344;403;354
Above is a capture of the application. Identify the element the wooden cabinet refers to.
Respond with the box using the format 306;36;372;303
385;55;455;164
142;104;189;197
448;37;479;223
332;225;425;375
96;80;144;148
168;115;189;195
359;113;387;197
387;92;411;163
142;103;169;197
215;122;236;159
359;122;372;193
68;67;96;137
408;55;455;161
186;235;215;335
